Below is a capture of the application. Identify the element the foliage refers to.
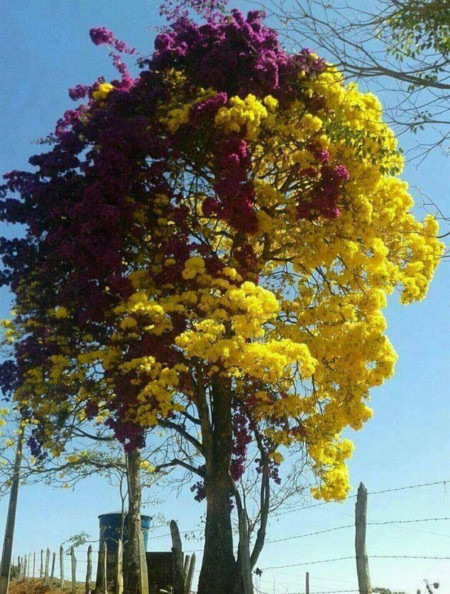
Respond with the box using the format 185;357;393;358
269;0;450;153
0;2;442;503
0;4;443;591
383;0;449;71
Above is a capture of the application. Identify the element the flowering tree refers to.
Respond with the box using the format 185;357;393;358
0;4;443;593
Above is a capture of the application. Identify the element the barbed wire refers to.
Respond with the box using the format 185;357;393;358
266;524;353;544
270;478;449;518
263;553;450;570
369;516;450;526
138;477;450;543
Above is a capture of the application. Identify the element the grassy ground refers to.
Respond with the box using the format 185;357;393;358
9;578;94;593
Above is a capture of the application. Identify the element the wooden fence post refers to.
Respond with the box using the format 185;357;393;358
138;531;149;594
95;540;107;594
33;551;36;578
60;545;65;590
170;521;184;594
71;547;77;594
115;539;124;594
305;572;310;594
44;547;50;584
51;551;56;583
40;549;43;578
85;545;92;594
355;482;372;594
17;556;21;580
185;553;196;594
23;555;27;580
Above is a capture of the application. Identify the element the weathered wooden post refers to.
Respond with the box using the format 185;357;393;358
28;553;32;578
71;547;77;594
60;545;65;590
33;551;36;578
0;425;24;594
40;549;44;578
305;572;310;594
138;532;149;594
95;540;107;594
185;553;196;594
44;547;50;584
115;539;124;594
170;520;184;594
51;551;56;583
23;555;27;580
85;545;92;594
355;482;372;594
17;556;21;580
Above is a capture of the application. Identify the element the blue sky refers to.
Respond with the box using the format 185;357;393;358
0;2;449;593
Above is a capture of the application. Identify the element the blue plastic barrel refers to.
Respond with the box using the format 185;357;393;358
98;512;152;552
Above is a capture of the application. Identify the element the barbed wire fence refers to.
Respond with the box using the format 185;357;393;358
13;478;449;593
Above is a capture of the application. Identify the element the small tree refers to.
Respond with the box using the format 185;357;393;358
0;4;443;593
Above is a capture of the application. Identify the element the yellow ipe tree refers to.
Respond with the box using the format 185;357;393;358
0;7;443;594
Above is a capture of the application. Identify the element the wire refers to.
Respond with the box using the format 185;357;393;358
266;524;353;544
264;556;354;569
270;478;449;518
263;554;450;571
369;516;450;525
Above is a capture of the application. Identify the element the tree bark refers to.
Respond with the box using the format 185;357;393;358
124;449;148;594
0;424;24;594
197;381;236;594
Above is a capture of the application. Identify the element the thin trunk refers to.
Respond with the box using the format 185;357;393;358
197;381;235;594
231;481;253;594
124;449;148;594
0;425;24;594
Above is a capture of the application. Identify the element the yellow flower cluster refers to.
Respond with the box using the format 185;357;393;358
92;83;114;101
8;63;443;504
215;94;277;139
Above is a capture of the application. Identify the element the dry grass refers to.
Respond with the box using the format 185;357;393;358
9;578;93;593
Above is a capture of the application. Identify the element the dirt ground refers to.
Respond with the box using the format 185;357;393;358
9;579;93;593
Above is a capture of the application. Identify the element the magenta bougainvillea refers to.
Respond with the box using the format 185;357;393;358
0;8;332;456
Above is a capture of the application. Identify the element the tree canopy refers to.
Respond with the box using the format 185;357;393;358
0;5;443;593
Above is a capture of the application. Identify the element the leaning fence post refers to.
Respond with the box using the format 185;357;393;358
84;545;92;594
44;548;50;584
115;539;124;594
60;545;65;590
355;482;372;594
71;547;77;594
51;551;56;583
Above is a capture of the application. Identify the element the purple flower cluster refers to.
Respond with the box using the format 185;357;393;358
89;27;136;55
189;92;228;126
203;134;258;234
151;10;297;97
297;161;350;220
0;7;343;463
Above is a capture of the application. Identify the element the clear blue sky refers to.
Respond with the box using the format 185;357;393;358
0;2;449;593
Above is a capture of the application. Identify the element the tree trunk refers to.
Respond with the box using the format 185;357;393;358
0;424;24;594
124;449;148;594
197;381;236;594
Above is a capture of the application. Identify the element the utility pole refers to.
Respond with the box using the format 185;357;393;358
0;424;24;594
